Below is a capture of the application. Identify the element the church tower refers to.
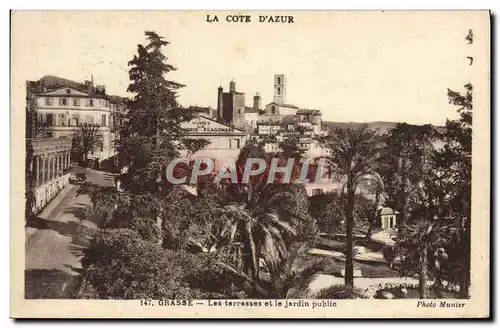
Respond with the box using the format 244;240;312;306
273;74;286;105
253;92;261;110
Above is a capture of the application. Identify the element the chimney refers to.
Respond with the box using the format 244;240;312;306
84;80;94;95
253;92;261;110
96;84;106;95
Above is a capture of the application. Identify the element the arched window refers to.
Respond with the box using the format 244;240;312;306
271;106;276;114
277;77;281;84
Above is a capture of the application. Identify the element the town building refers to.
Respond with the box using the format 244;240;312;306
214;74;325;154
182;74;335;196
26;75;127;164
180;115;247;170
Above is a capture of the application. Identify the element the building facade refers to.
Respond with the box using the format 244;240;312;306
26;75;127;163
26;137;72;215
181;115;247;170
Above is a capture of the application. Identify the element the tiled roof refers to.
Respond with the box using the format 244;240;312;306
189;106;213;114
245;106;260;113
296;109;321;115
266;102;299;109
37;75;109;98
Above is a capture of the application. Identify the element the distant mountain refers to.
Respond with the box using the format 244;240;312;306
322;121;445;135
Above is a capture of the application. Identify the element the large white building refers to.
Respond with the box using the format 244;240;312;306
27;75;126;163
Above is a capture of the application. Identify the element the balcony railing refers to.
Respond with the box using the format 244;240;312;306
27;137;72;155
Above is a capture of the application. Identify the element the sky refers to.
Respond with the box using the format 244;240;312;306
12;11;489;125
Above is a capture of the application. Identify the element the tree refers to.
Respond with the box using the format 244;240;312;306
219;242;327;299
443;83;472;298
72;123;103;164
117;31;208;193
309;192;344;234
278;135;306;159
378;123;437;226
309;191;374;236
317;125;382;288
80;31;209;246
396;220;449;299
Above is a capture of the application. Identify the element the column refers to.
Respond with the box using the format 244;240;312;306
67;151;70;168
50;155;55;181
35;155;40;187
46;155;51;182
53;154;57;179
57;152;61;177
62;152;66;172
41;155;46;184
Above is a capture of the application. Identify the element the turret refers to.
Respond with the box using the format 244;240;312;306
217;86;223;120
253;92;261;110
229;80;236;93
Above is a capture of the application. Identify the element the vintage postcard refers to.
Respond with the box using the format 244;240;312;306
11;10;490;318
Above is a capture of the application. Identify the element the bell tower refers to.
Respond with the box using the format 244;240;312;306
273;74;286;105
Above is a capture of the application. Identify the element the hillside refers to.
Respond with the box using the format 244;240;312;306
322;121;445;135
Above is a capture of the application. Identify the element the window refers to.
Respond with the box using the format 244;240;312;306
66;89;71;94
102;114;107;126
73;98;80;106
271;106;276;114
277;87;281;95
277;77;281;84
46;114;53;126
44;97;53;106
86;99;94;107
234;139;240;149
59;97;68;106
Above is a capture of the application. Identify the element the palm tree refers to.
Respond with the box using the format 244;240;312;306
218;242;326;298
317;125;383;288
200;143;315;280
396;220;448;299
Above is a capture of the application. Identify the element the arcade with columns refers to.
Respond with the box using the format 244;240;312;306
27;137;72;214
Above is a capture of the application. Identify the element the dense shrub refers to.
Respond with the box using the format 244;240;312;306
314;284;366;299
75;228;248;299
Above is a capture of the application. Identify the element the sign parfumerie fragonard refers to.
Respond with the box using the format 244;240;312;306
182;117;235;133
11;10;490;319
